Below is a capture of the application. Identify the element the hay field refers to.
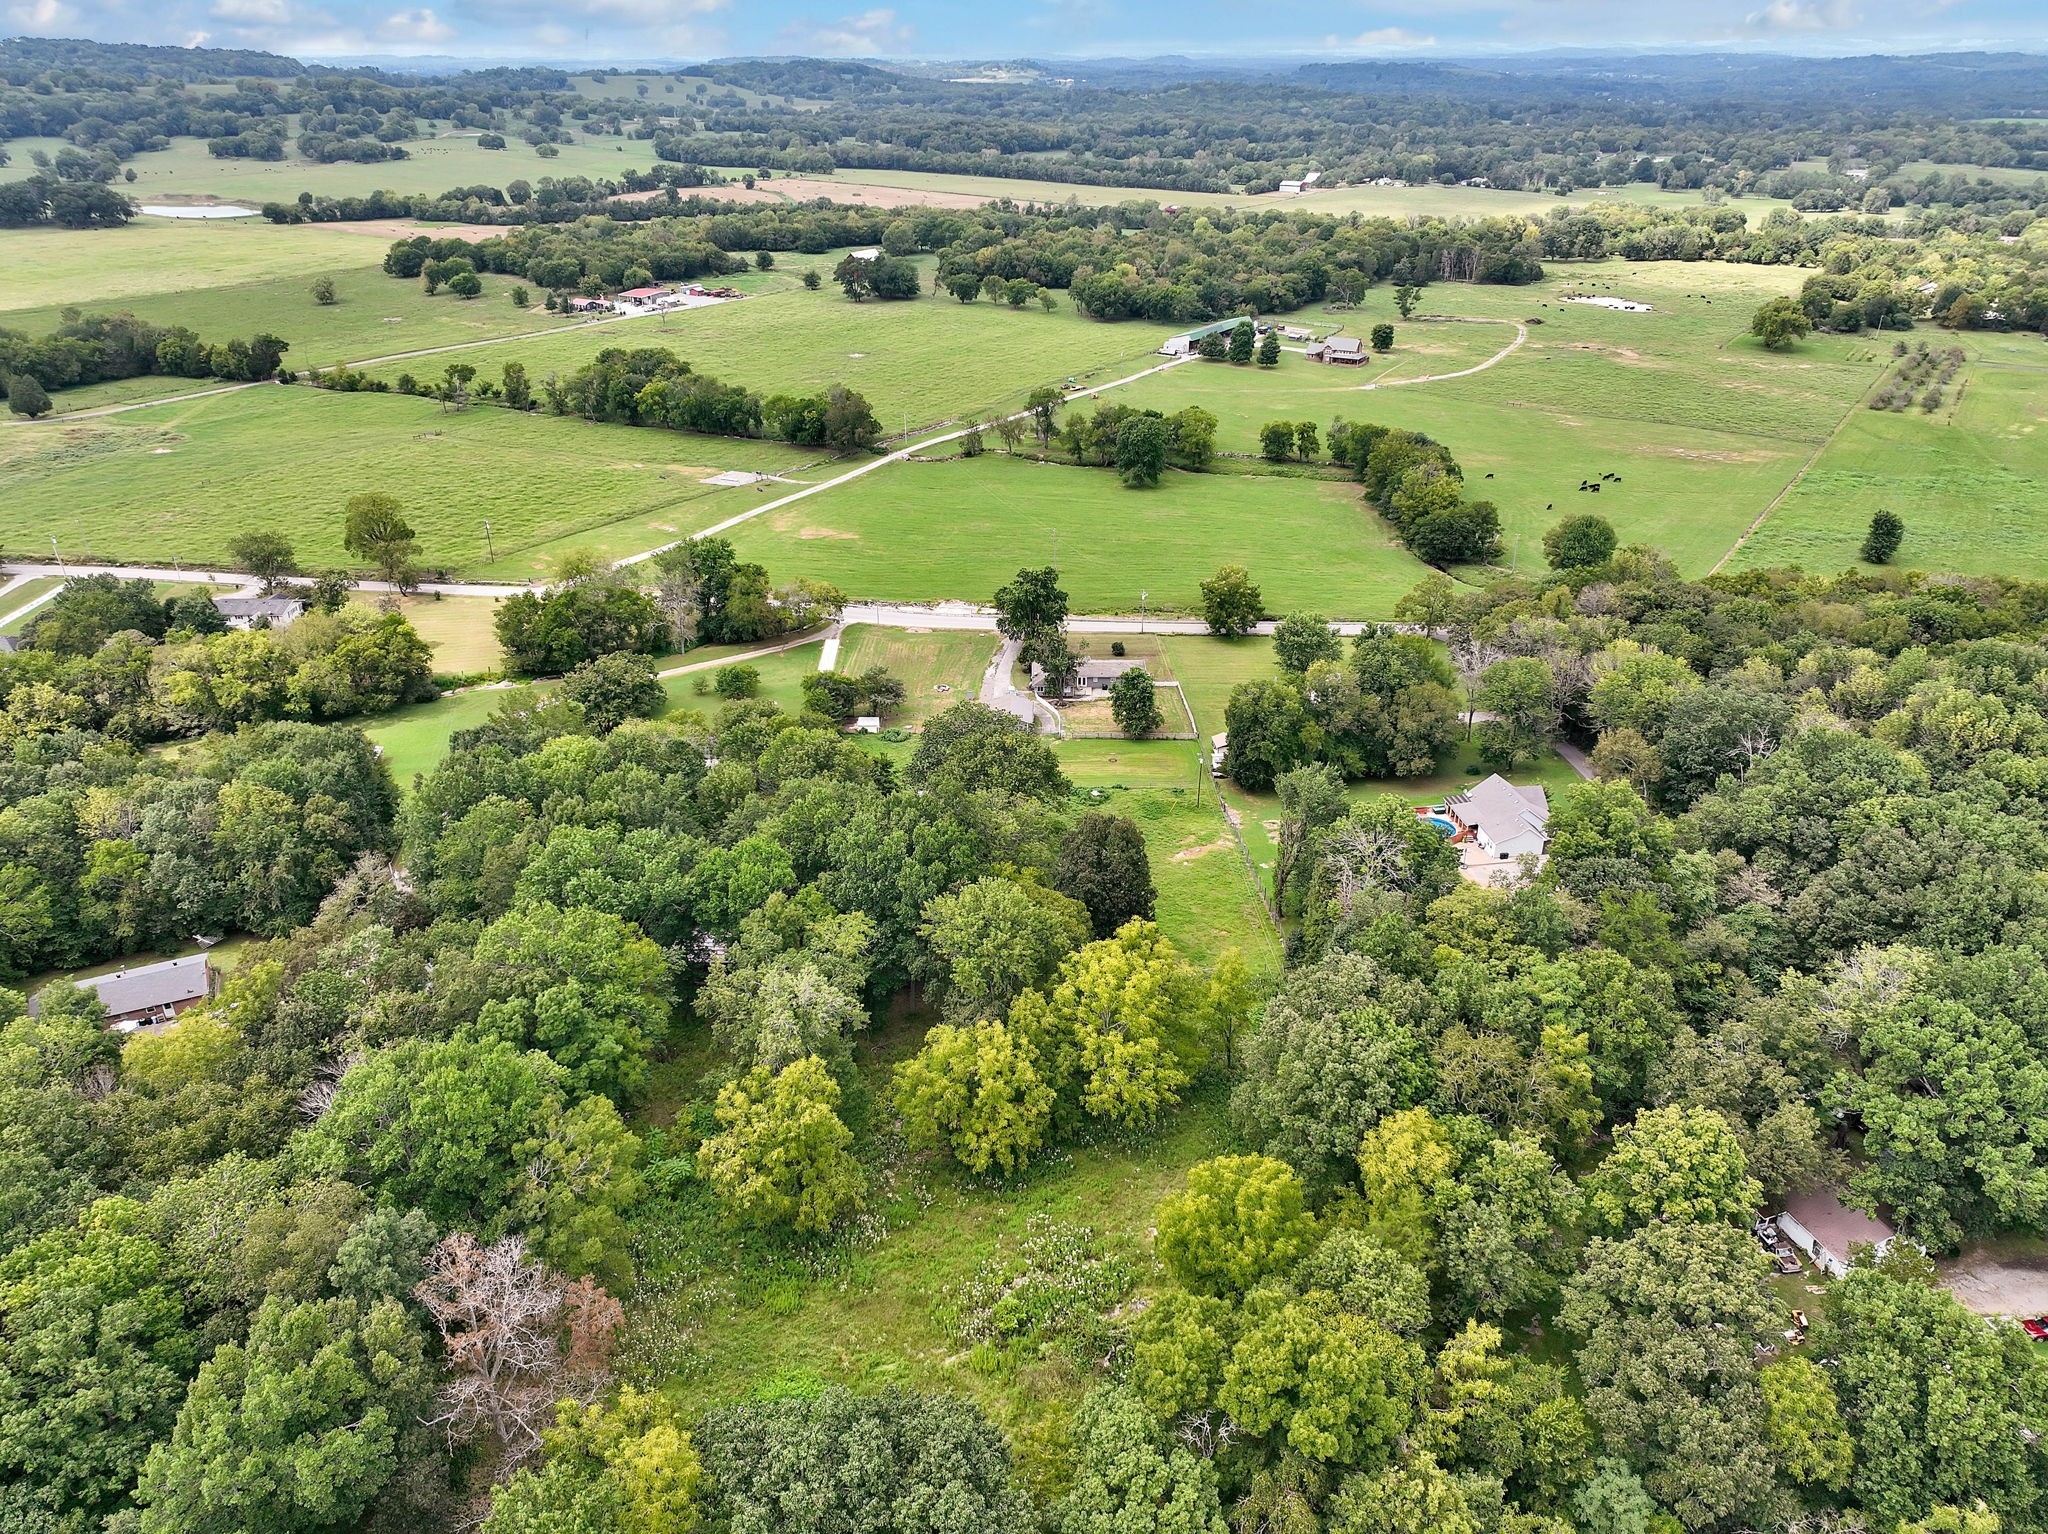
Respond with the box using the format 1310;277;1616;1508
723;453;1438;617
1729;332;2048;577
0;386;815;577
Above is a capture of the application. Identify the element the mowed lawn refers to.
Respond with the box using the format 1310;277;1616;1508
361;279;1171;434
726;454;1438;617
0;387;814;576
830;624;995;727
1109;260;1886;575
1730;335;2048;579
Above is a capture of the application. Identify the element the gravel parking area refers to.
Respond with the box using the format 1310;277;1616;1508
1941;1249;2048;1318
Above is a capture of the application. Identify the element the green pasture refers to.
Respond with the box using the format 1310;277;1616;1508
779;166;1815;221
1730;333;2048;578
1109;260;1886;574
0;577;67;635
360;277;1170;434
0;387;813;577
0;219;394;314
724;453;1437;617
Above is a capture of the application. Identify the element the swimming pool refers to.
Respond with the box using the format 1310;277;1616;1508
1422;814;1457;837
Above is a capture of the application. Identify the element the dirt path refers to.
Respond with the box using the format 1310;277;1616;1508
1355;317;1528;391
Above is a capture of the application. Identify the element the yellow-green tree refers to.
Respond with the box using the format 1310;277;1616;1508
698;1055;864;1233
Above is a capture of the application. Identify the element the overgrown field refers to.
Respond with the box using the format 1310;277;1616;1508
0;387;815;576
1109;260;1887;574
358;275;1171;432
724;452;1438;615
1730;331;2048;576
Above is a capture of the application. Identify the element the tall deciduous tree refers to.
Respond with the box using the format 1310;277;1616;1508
1157;1155;1319;1297
1053;811;1157;938
1201;565;1264;638
697;1054;865;1232
136;1294;435;1534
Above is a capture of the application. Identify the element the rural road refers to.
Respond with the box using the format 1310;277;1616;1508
620;351;1202;562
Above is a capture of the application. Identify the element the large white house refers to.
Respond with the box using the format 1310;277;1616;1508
1443;774;1550;861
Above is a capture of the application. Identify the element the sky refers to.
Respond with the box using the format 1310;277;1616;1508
6;0;2046;65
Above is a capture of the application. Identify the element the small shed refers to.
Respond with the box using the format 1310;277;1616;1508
213;595;307;631
32;953;219;1035
850;715;882;734
847;247;881;261
1777;1190;1900;1279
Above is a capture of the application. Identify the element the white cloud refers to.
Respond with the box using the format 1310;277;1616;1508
7;0;75;26
378;5;453;40
780;5;912;54
211;0;292;23
1325;25;1437;47
1743;0;1860;30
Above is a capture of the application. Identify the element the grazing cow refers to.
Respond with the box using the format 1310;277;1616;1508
1590;483;1601;492
1485;473;1494;479
1546;504;1553;510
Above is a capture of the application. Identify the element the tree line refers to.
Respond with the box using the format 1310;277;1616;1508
0;311;291;416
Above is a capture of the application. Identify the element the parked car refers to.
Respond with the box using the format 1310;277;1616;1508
2021;1317;2048;1342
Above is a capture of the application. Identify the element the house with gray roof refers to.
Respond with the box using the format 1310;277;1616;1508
32;954;219;1035
1443;774;1550;861
1031;656;1149;697
213;594;307;631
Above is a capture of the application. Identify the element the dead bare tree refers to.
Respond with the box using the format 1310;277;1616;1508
413;1233;623;1466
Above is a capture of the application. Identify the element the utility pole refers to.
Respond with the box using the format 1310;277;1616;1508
483;520;495;562
1140;590;1147;633
49;535;60;566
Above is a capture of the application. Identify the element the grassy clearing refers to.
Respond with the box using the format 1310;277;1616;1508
661;636;828;718
830;624;994;727
0;219;395;314
358;594;506;674
649;1086;1229;1462
363;683;542;788
726;453;1436;617
1109;260;1885;575
0;387;814;578
361;277;1168;434
1122;789;1280;973
1730;332;2048;579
